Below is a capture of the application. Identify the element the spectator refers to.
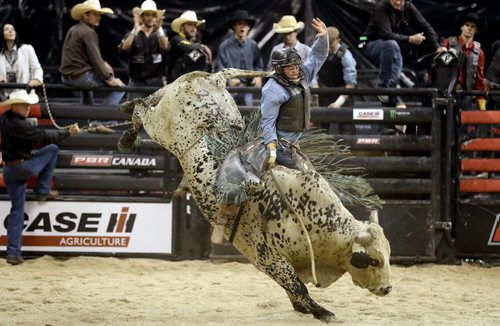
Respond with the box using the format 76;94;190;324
317;26;357;134
363;0;446;107
267;15;311;72
216;10;264;106
0;23;43;100
168;10;212;83
442;13;486;110
0;90;80;265
119;0;169;100
60;0;125;106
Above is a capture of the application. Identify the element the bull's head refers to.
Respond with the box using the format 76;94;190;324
347;211;392;296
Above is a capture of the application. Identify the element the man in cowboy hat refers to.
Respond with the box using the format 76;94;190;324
0;90;80;265
442;12;486;110
266;15;311;72
60;0;125;106
119;0;169;99
167;10;212;82
216;10;264;106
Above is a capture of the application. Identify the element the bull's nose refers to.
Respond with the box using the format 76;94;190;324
381;285;392;295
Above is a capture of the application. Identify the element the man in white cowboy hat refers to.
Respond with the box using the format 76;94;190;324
216;10;264;107
119;0;169;99
266;15;311;72
0;90;80;265
168;10;212;82
60;0;125;106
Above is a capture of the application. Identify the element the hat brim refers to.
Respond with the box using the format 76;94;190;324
0;96;39;107
171;17;205;34
132;7;166;17
273;21;305;34
71;4;114;20
457;15;484;32
228;18;256;30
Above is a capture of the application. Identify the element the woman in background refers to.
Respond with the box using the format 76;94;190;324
0;23;43;99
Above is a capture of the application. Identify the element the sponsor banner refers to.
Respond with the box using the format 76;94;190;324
488;214;500;246
353;109;384;120
0;201;172;254
70;154;157;168
356;138;381;145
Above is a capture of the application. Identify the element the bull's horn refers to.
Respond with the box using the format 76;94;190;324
369;210;379;224
354;231;373;246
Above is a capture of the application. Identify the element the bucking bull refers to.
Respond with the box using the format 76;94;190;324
117;68;392;322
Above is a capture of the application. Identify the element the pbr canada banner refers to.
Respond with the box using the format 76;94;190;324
0;201;172;254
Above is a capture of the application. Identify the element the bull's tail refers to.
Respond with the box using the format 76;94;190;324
215;68;270;82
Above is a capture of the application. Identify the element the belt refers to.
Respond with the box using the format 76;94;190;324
4;159;25;167
63;71;87;80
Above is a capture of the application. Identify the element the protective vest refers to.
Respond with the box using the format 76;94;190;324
318;44;347;87
448;36;481;90
270;74;311;132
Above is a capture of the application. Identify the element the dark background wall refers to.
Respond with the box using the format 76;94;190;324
1;0;499;74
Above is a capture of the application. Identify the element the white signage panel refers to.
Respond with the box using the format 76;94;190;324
0;201;172;254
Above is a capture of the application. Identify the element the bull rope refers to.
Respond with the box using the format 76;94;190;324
41;83;131;131
269;168;320;287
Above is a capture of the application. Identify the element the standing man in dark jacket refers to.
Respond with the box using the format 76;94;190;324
1;90;80;265
168;10;212;83
363;0;446;107
60;0;124;106
119;0;169;99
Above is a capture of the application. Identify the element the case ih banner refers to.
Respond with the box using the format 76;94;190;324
0;202;172;254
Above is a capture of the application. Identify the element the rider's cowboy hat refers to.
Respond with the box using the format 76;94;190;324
171;10;205;34
71;0;113;20
457;12;485;33
227;10;256;30
0;89;39;106
132;0;165;17
273;15;304;34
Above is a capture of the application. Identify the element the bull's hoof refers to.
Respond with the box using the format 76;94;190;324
313;308;335;323
118;100;136;114
117;134;135;152
291;302;311;314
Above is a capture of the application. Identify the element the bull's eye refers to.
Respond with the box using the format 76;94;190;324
369;258;380;267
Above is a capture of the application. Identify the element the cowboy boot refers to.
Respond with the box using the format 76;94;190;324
211;204;235;244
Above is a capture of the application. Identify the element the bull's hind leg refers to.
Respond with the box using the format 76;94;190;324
254;250;335;323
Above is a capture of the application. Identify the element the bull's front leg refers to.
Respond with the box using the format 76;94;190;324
254;246;335;323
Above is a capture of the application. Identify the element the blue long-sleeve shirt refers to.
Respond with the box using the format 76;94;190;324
216;36;264;82
261;34;329;145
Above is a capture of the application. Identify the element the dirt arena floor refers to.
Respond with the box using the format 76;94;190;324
0;256;498;325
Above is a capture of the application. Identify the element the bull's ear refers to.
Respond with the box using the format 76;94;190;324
350;252;370;269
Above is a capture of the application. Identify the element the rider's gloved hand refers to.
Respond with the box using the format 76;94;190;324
267;142;277;167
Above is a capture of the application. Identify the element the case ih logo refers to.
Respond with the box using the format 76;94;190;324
71;155;112;166
0;207;136;248
353;109;384;121
487;214;500;246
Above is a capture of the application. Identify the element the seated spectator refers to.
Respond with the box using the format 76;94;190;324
0;23;43;100
317;26;357;134
168;10;212;83
60;0;124;106
216;10;263;106
119;0;169;100
363;0;446;107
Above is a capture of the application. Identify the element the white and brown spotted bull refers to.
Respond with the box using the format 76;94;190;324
118;69;392;323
